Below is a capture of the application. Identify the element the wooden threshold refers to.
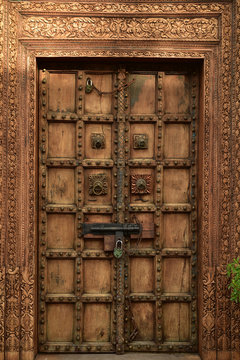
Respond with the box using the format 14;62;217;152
36;353;201;360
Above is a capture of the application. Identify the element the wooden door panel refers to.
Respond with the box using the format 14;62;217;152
163;213;190;248
130;257;154;293
163;168;190;203
130;212;155;244
84;73;113;114
83;303;111;342
48;72;76;113
164;123;190;158
131;302;155;341
39;66;198;354
48;122;76;158
130;123;155;159
162;257;190;293
84;123;112;159
47;168;75;204
47;304;74;342
47;259;75;294
163;74;190;114
163;303;190;342
83;260;111;294
84;169;112;205
47;214;75;249
129;74;156;114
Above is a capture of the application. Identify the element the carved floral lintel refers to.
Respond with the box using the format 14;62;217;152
21;16;219;41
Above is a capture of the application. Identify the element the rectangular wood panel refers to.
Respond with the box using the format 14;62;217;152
48;168;75;204
163;303;190;342
47;304;74;342
163;213;190;248
83;260;111;294
47;260;75;294
47;214;75;249
130;258;154;293
48;123;76;158
83;304;111;342
48;73;76;113
131;302;155;341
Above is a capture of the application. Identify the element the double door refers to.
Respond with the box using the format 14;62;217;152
38;65;198;353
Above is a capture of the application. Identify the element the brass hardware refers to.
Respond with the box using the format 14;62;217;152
133;134;148;149
91;133;105;149
85;78;93;93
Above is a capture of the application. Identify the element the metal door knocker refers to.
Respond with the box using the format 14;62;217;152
89;174;108;196
136;178;147;192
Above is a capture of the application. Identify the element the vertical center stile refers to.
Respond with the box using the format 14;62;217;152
115;68;127;354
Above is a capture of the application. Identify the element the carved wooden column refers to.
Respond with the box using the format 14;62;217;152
0;2;6;359
231;0;240;359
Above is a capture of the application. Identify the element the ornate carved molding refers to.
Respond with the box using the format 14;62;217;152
231;0;240;353
30;49;207;59
21;16;219;41
4;4;21;355
20;272;34;351
216;266;231;351
201;52;215;351
0;270;5;354
5;268;20;352
216;5;232;352
17;1;226;14
202;271;216;350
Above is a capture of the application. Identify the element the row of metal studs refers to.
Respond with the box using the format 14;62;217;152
156;72;164;344
39;69;48;346
190;72;198;349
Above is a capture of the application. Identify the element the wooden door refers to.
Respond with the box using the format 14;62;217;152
38;66;198;354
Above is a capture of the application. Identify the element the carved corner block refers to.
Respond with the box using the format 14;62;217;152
131;174;152;194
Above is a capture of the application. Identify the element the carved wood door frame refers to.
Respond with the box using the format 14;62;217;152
1;1;238;359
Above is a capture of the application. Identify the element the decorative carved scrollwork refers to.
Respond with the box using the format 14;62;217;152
91;133;105;149
133;134;148;149
131;174;151;194
89;174;108;196
21;16;219;41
